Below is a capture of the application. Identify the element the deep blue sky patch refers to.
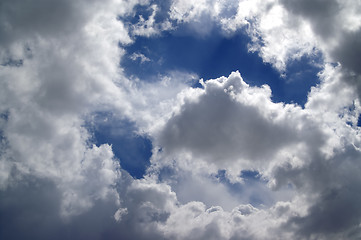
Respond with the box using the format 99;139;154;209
357;114;361;127
86;113;152;179
122;21;321;106
282;54;323;106
240;170;262;182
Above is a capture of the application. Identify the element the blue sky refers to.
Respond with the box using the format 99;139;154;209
123;27;321;105
1;0;361;239
88;112;152;179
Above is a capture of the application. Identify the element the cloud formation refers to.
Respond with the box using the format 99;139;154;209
158;72;323;168
0;0;136;219
1;0;361;239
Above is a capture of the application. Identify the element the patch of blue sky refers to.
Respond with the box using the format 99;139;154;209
122;22;322;106
1;59;23;67
213;169;273;207
211;169;293;208
86;112;152;179
283;53;323;106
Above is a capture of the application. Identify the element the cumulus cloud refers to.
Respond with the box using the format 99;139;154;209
1;0;361;239
0;0;188;238
157;72;327;172
149;70;361;238
277;0;361;99
0;0;139;219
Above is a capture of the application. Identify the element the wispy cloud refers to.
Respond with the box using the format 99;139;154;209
129;52;151;63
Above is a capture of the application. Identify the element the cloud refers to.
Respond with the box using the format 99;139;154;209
0;0;140;218
1;0;361;239
130;4;173;37
0;0;188;238
273;143;361;239
129;52;151;63
277;0;361;99
153;69;361;238
170;0;360;84
0;172;167;240
157;199;297;240
157;72;326;171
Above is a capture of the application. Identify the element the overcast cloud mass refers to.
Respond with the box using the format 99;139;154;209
1;0;361;239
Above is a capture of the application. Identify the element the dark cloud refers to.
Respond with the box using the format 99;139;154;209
272;144;361;238
334;30;361;70
0;171;172;240
0;176;64;240
280;0;340;39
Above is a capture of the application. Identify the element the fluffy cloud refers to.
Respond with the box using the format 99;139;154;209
170;0;361;85
1;0;361;239
149;69;360;238
157;72;327;172
0;0;140;218
152;70;361;238
278;0;361;99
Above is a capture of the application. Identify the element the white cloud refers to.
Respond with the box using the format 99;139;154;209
157;199;298;240
123;71;199;134
129;52;151;63
114;207;128;221
130;4;173;37
169;0;360;79
169;0;318;71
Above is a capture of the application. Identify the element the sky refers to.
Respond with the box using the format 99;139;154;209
1;0;361;239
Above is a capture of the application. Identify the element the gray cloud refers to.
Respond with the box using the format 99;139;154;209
160;87;293;162
272;144;361;239
280;0;340;39
0;0;136;221
155;70;361;238
0;172;171;240
333;30;361;75
158;72;325;168
0;0;82;47
279;0;361;99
